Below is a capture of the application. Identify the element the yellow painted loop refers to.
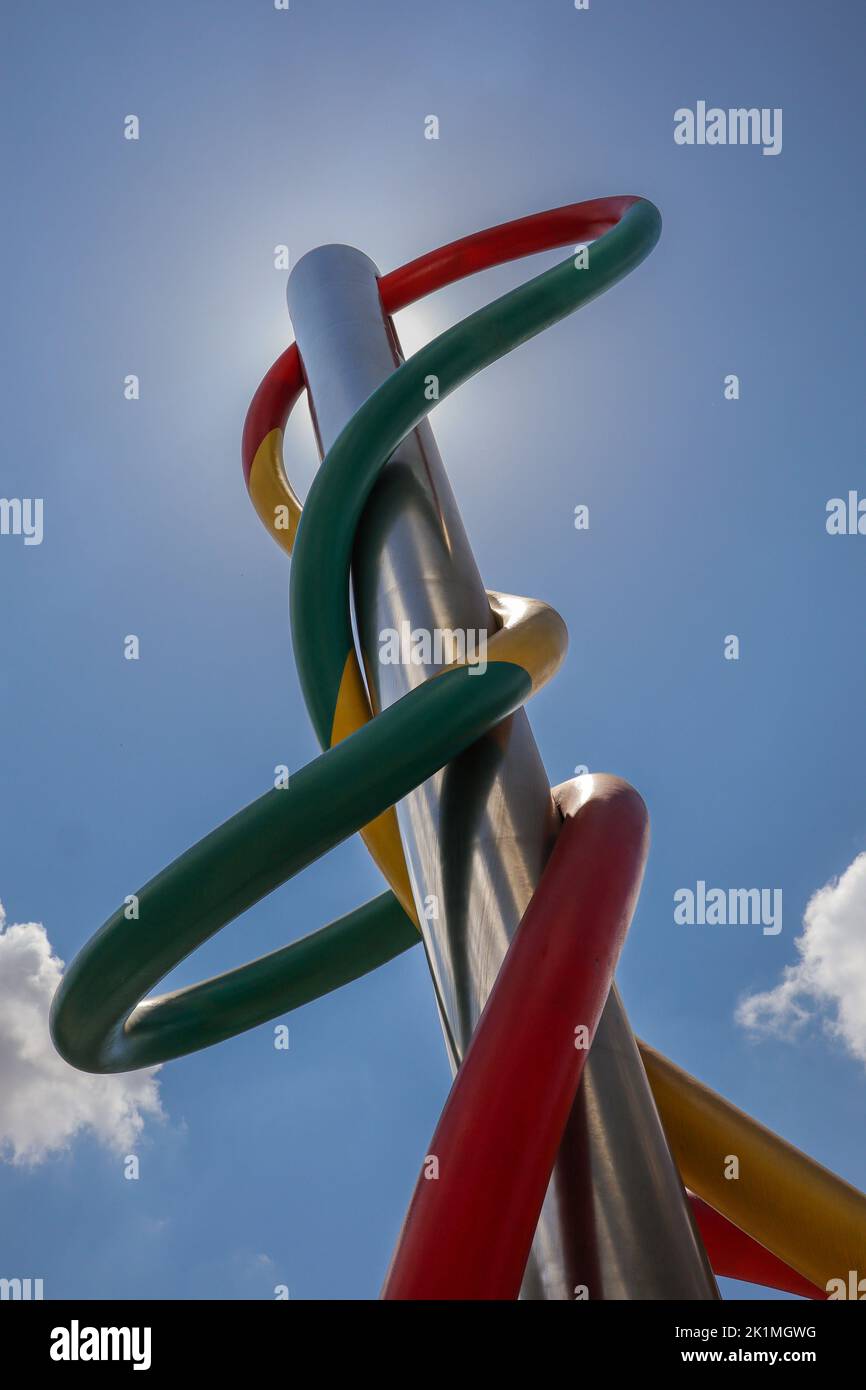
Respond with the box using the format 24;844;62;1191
249;429;302;556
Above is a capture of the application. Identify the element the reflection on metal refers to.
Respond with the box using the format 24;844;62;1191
287;244;717;1300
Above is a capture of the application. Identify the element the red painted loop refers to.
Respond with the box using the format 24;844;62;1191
381;775;649;1301
241;196;641;484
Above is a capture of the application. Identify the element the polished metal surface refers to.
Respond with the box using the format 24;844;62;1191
287;243;717;1300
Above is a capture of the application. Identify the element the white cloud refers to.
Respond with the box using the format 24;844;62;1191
736;851;866;1067
0;900;163;1164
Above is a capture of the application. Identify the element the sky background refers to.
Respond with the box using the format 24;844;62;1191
2;0;866;1301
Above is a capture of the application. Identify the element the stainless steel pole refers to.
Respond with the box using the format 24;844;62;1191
287;243;717;1300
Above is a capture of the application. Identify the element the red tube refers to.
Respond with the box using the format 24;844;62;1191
381;775;649;1300
689;1194;825;1300
241;342;304;483
380;195;639;314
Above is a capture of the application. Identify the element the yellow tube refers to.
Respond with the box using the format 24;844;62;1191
639;1040;866;1292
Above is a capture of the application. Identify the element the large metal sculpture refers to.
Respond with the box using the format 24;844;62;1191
51;197;866;1299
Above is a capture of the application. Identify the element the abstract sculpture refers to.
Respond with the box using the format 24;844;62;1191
51;198;866;1300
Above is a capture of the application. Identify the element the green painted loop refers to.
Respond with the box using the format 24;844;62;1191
51;661;529;1072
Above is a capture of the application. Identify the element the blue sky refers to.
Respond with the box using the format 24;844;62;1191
2;0;865;1300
